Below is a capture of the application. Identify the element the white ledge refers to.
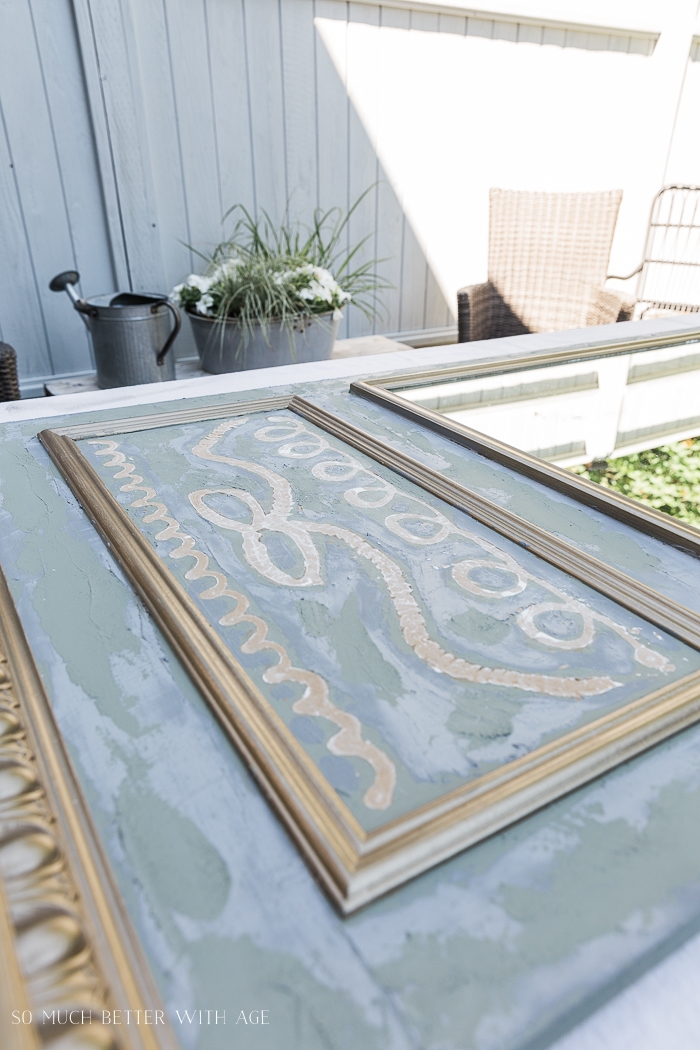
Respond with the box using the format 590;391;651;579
3;318;699;427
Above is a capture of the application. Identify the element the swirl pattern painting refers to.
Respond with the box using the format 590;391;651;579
40;393;700;913
82;408;695;835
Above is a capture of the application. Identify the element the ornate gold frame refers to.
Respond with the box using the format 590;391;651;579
38;384;700;914
0;568;179;1050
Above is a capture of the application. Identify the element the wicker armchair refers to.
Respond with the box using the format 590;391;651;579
0;343;20;401
458;189;634;342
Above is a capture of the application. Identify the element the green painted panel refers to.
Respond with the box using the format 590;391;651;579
80;407;699;832
0;381;699;1050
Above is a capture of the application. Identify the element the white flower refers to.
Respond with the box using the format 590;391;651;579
296;268;351;308
312;266;335;288
211;258;241;282
187;274;213;293
243;261;351;310
314;280;335;303
169;283;185;304
195;293;214;315
275;264;314;286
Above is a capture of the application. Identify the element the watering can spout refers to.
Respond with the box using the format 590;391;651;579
48;271;96;316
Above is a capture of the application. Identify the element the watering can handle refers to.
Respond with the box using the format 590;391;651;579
155;300;182;366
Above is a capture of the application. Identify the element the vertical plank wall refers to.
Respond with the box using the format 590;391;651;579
0;0;697;393
0;0;116;393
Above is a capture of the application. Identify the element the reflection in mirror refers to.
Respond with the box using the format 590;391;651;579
390;333;700;467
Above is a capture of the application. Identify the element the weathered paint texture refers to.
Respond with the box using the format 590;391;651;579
318;386;700;612
1;378;700;1050
83;409;699;829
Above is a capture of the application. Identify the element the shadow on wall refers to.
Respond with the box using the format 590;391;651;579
0;0;454;397
5;0;676;389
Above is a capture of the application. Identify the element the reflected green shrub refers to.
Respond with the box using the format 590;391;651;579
571;438;700;525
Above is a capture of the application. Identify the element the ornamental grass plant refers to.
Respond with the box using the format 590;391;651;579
571;438;700;526
171;195;387;344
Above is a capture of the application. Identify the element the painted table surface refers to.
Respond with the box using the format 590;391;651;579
2;319;700;1050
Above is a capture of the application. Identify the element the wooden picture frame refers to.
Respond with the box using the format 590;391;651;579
351;324;700;557
38;380;700;915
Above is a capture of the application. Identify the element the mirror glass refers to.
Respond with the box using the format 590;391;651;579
388;333;700;466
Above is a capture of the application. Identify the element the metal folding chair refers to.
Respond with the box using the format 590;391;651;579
608;185;700;319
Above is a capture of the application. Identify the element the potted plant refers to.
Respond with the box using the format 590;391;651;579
171;198;385;373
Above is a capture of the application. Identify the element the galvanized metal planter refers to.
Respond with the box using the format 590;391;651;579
188;310;339;373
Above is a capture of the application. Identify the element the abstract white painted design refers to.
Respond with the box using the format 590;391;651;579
84;410;692;828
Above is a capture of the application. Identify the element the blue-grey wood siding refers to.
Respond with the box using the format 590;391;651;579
0;0;688;394
0;0;116;392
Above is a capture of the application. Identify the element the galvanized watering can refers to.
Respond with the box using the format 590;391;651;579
49;271;181;389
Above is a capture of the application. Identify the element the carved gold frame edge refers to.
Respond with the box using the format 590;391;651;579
0;567;179;1050
37;391;700;914
0;876;36;1050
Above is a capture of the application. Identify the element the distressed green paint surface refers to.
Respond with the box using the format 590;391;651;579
187;936;387;1050
299;590;407;704
352;766;700;1049
318;388;700;610
80;409;700;830
0;378;700;1050
117;784;231;922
